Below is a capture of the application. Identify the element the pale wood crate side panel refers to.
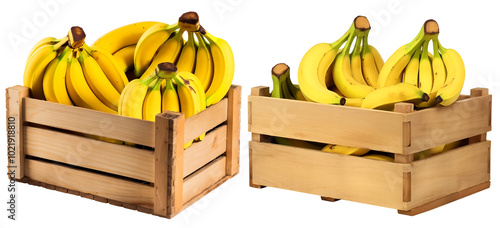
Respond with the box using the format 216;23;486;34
408;141;491;209
183;156;227;204
183;125;227;178
24;98;155;147
24;126;154;182
25;159;154;208
184;98;228;143
248;96;406;153
250;142;408;210
406;95;492;153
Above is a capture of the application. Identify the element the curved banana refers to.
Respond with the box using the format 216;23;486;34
118;79;141;115
66;51;116;114
85;44;129;93
162;79;180;112
350;35;368;85
176;31;197;72
194;32;214;92
78;49;121;111
431;38;446;92
24;37;68;99
178;71;206;141
27;36;60;61
134;23;178;77
113;45;136;73
120;76;157;119
139;29;185;79
361;38;380;87
403;45;421;87
142;78;163;121
370;45;384;72
321;144;370;156
202;29;235;106
173;74;201;148
435;42;465;106
43;46;72;104
92;21;159;55
418;39;433;93
361;83;429;110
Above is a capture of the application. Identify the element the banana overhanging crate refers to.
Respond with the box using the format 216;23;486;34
248;86;492;215
6;84;241;219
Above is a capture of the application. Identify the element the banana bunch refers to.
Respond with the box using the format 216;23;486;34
377;19;466;107
23;26;128;114
134;11;234;106
119;62;206;148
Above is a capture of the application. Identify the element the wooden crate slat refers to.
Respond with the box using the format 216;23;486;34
183;125;227;178
183;156;227;204
6;86;30;179
248;95;406;153
405;94;492;153
25;159;154;208
184;98;228;143
250;141;411;210
406;140;491;210
24;126;154;182
225;85;241;176
24;97;156;147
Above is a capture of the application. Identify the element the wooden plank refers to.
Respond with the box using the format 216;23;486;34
184;98;228;143
226;85;241;176
154;112;184;217
6;86;30;179
182;156;227;204
249;86;271;189
24;126;154;182
399;181;490;216
183;125;227;178
405;94;491;154
24;97;156;147
25;159;154;208
406;141;490;210
250;141;410;210
248;95;406;154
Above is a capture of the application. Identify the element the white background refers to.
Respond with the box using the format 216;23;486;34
1;0;499;227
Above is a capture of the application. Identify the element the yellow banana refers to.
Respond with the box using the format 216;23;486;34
418;39;433;94
274;137;324;150
321;144;370;156
173;74;200;148
361;83;429;110
27;36;60;61
176;31;197;73
139;29;185;79
403;45;421;87
85;44;129;93
120;76;157;119
350;35;368;85
194;32;214;92
162;79;180;112
42;46;72;105
113;44;136;72
118;79;141;115
370;45;384;72
142;78;163;121
361;38;380;87
363;153;394;162
178;71;206;141
435;42;465;106
92;21;158;55
431;38;446;92
344;98;365;107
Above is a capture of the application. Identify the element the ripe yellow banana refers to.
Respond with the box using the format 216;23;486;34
134;23;179;77
92;21;158;55
78;49;121;111
344;98;365;107
361;83;429;110
42;46;73;105
178;71;206;141
431;38;446;92
418;39;433;94
66;51;116;114
403;45;421;87
176;31;197;72
435;41;465;106
350;35;368;85
113;45;136;73
84;44;129;93
162;79;180;112
321;144;370;156
27;36;60;61
142;78;163;121
363;153;394;162
139;29;185;79
120;76;157;119
173;74;201;148
194;32;214;92
202;29;235;106
361;38;380;87
118;79;141;115
370;45;384;72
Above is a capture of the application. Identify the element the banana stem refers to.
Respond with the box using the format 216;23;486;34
156;62;178;79
68;26;86;49
341;26;359;55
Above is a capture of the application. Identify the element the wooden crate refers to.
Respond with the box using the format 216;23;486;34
6;85;241;219
248;86;491;216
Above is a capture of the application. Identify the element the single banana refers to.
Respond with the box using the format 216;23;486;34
431;38;447;92
92;21;158;55
178;71;206;141
139;29;185;79
344;98;365;107
78;49;121;111
113;44;136;72
361;37;380;87
173;74;201;148
120;76;157;119
361;83;429;110
66;50;116;114
418;39;433;94
194;32;214;92
202;29;235;106
142;78;163;121
435;41;465;106
118;79;141;115
162;79;180;112
27;36;60;61
350;34;368;85
403;44;421;87
24;37;69;99
42;46;72;104
321;144;370;156
85;44;129;93
286;78;307;101
176;31;197;72
370;45;384;72
134;23;178;77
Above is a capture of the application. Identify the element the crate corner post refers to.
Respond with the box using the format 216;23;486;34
248;86;270;189
6;85;30;180
226;85;242;177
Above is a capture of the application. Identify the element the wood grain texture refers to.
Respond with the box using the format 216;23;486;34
226;85;241;176
6;86;30;179
250;141;410;210
184;98;227;143
183;156;227;204
24;126;154;182
249;86;271;189
25;159;154;208
183;125;227;178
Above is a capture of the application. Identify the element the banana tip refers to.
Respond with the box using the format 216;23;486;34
422;93;430;102
340;98;346;106
435;95;443;103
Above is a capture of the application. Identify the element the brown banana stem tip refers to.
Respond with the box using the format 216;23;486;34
68;26;86;48
424;19;439;34
354;16;371;30
157;62;177;73
422;93;430;102
272;63;289;79
179;11;201;32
